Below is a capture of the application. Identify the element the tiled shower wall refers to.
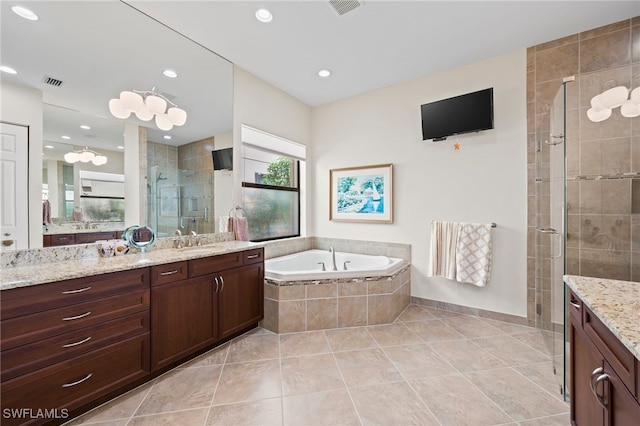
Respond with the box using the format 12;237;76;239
177;137;215;235
527;17;640;327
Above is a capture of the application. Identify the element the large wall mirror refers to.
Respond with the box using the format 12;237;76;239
0;1;233;249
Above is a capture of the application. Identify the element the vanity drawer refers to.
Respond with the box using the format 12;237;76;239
150;261;188;287
0;333;150;426
75;231;117;244
1;311;149;382
1;268;149;320
243;248;264;265
583;305;636;395
49;233;77;246
189;252;243;277
1;289;149;350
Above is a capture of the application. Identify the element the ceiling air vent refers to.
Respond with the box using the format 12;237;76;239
328;0;363;16
42;75;64;87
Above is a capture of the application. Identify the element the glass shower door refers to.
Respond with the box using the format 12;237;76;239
535;80;569;399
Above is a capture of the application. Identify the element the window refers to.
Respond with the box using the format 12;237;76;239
241;125;304;241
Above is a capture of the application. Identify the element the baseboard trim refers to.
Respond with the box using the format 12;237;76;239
411;296;531;327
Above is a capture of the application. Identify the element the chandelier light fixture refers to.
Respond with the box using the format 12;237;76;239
587;85;640;122
108;88;187;131
64;147;108;166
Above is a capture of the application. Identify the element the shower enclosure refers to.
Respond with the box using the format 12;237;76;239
535;78;571;400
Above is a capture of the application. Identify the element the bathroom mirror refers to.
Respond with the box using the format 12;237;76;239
0;1;233;248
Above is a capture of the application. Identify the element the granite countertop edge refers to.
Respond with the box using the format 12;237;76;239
1;241;264;291
564;274;640;362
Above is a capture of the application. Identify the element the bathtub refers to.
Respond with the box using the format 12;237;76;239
265;249;405;281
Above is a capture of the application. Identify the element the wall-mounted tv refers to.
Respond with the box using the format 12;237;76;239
421;88;494;141
212;147;233;170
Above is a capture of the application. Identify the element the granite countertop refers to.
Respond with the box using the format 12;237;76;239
565;275;640;362
0;241;262;291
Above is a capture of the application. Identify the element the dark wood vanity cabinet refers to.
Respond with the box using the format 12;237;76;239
43;231;123;247
569;289;640;426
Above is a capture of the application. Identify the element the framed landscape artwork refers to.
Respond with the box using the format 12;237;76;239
330;163;393;223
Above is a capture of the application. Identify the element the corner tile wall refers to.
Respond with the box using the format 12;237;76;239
527;17;640;327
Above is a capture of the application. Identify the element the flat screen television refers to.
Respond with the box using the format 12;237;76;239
421;88;494;141
212;147;233;170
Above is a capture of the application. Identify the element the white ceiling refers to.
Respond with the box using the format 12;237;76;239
127;0;640;107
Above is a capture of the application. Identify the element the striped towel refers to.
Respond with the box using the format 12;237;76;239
428;221;461;281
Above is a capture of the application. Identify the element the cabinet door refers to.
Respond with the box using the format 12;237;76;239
571;315;604;426
218;262;264;340
151;275;217;370
604;360;640;426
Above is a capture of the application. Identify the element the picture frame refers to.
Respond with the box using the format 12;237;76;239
330;163;393;223
159;186;180;217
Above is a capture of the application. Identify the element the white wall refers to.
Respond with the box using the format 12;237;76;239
311;50;528;317
232;66;312;234
0;82;44;248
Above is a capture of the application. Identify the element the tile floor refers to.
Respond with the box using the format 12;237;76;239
67;304;569;426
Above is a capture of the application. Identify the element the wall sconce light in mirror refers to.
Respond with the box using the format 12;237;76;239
64;147;108;165
108;87;187;131
587;85;640;122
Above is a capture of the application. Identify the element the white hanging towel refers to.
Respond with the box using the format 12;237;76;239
455;223;493;287
218;216;230;232
428;221;461;281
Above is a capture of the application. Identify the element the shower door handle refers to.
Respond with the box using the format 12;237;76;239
535;227;562;259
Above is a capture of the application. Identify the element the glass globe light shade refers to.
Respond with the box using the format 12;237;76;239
79;149;95;163
621;101;640;118
629;87;640;105
64;152;79;163
108;98;131;119
92;155;108;166
145;95;167;115
590;94;606;111
587;107;612;122
167;107;187;126
155;113;173;131
134;106;154;121
599;86;629;109
120;91;144;111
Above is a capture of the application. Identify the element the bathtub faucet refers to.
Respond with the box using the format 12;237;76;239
329;247;338;271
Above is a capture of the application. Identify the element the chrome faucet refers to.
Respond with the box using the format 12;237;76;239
174;229;183;249
188;230;198;247
329;247;338;271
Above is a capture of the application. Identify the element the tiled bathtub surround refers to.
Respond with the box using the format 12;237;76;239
262;266;411;333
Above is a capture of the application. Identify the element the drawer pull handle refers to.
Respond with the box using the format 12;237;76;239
160;270;179;276
62;311;92;321
62;286;92;294
62;373;93;388
247;254;259;259
62;336;92;348
569;301;580;309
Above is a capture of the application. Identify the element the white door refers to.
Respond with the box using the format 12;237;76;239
0;123;29;250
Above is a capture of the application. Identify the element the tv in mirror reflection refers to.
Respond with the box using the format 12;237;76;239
212;147;233;170
420;88;494;141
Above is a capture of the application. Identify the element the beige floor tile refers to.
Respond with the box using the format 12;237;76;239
179;343;229;368
333;348;403;388
518;412;570;425
213;359;282;405
441;315;503;338
419;306;462;318
403;319;466;343
65;418;128;426
366;323;422;347
471;335;551;366
479;317;536;335
279;330;331;358
410;374;514;425
281;353;345;396
323;327;379;352
128;408;209;425
429;339;507;372
66;382;152;424
349;381;439;425
135;366;222;416
226;333;280;364
207;398;283;426
283;389;360;425
383;343;457;380
465;368;569;421
514;361;567;401
511;331;551;353
396;304;436;322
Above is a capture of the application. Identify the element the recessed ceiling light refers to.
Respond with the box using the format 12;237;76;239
44;145;54;149
80;125;91;130
163;69;178;78
117;146;124;150
163;135;172;140
61;135;71;140
318;69;332;78
12;5;39;21
255;8;273;23
0;65;17;74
